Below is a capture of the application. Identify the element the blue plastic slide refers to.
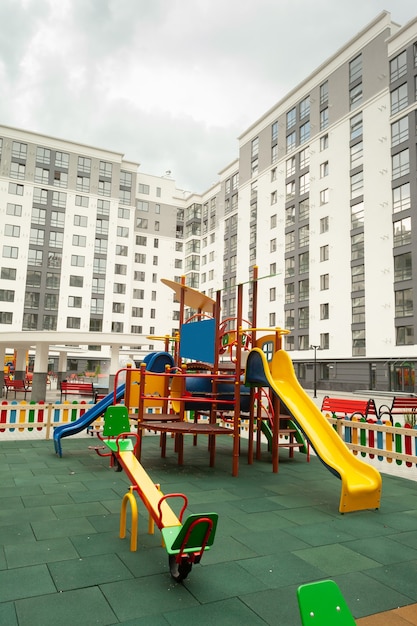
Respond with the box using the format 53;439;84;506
53;384;125;457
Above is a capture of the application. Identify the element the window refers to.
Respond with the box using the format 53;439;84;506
70;275;83;287
97;199;110;215
349;83;362;110
391;116;409;146
298;306;309;328
350;113;362;140
92;277;105;293
67;317;81;329
95;238;107;254
30;228;44;245
393;183;411;213
12;141;27;159
351;202;364;228
112;302;125;313
74;214;88;227
43;315;57;330
299;148;309;169
352;329;365;356
299;279;309;300
350;141;363;168
320;245;329;262
251;136;259;157
9;182;24;196
78;156;91;173
4;224;20;237
54;170;68;188
391;84;408;115
395;288;413;317
25;292;40;308
299;251;309;273
320;189;329;205
298;335;309;350
136;218;148;229
50;211;64;227
300;96;310;119
298;225;309;247
394;217;412;247
286;131;296;152
71;255;85;267
45;293;59;309
138;183;150;194
75;195;89;207
93;258;106;274
394;252;412;281
270;214;277;228
299;199;309;221
285;231;295;252
299;121;310;144
3;246;18;259
320;274;329;290
96;218;109;235
320;303;329;320
6;203;22;216
114;264;127;275
320;161;329;178
1;267;16;280
287;107;296;129
396;325;414;345
72;234;86;247
99;161;112;177
285;258;295;277
352;264;365;291
320;333;329;350
113;283;126;294
10;162;25;180
36;147;50;164
350;171;363;199
286;156;296;177
285;309;294;329
392;149;409;179
286;181;295;201
270;238;276;253
320;107;329;130
285;282;295;304
351;232;364;260
76;176;90;192
23;313;38;330
320;81;329;105
116;245;128;256
119;189;131;205
320;134;328;151
390;51;407;82
349;54;362;82
98;180;111;196
320;216;329;233
52;190;66;207
55;152;69;168
352;296;365;323
50;231;64;248
117;226;129;237
118;207;130;219
0;289;14;302
26;270;41;287
299;173;309;195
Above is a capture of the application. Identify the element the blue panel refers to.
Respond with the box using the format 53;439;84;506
180;318;215;363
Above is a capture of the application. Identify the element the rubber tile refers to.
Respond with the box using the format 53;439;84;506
285;520;356;546
4;536;78;568
0;564;55;602
48;553;133;591
100;575;198;622
31;517;97;540
344;535;417;565
294;543;379;575
15;586;116;626
240;584;302;626
0;601;18;626
366;560;417;601
164;596;267;625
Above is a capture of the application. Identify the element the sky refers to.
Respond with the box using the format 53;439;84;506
0;0;416;193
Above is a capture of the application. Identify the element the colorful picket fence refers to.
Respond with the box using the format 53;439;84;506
0;399;96;439
328;415;417;466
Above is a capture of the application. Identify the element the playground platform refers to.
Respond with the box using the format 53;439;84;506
1;435;417;625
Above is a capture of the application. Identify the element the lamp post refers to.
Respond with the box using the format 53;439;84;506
310;345;320;398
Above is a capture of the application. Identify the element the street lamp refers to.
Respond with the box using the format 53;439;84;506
310;345;321;398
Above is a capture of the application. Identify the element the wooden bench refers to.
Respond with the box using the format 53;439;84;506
4;378;31;399
379;396;417;422
321;396;377;419
60;381;95;401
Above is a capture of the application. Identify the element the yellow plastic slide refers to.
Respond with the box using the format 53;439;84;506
245;348;382;513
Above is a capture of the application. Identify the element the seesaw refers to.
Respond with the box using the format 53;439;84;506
90;405;218;582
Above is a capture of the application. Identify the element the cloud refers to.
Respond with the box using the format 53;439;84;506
0;0;416;192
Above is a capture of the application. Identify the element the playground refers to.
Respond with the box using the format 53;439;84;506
1;435;417;625
2;273;417;622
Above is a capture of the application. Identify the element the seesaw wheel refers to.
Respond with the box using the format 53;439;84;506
169;555;193;582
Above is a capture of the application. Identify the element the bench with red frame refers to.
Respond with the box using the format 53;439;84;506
321;396;378;420
378;396;417;422
60;381;95;401
4;378;31;400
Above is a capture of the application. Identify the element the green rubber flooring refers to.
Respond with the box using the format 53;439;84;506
1;434;417;625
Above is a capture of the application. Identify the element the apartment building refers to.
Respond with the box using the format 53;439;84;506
1;11;417;393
